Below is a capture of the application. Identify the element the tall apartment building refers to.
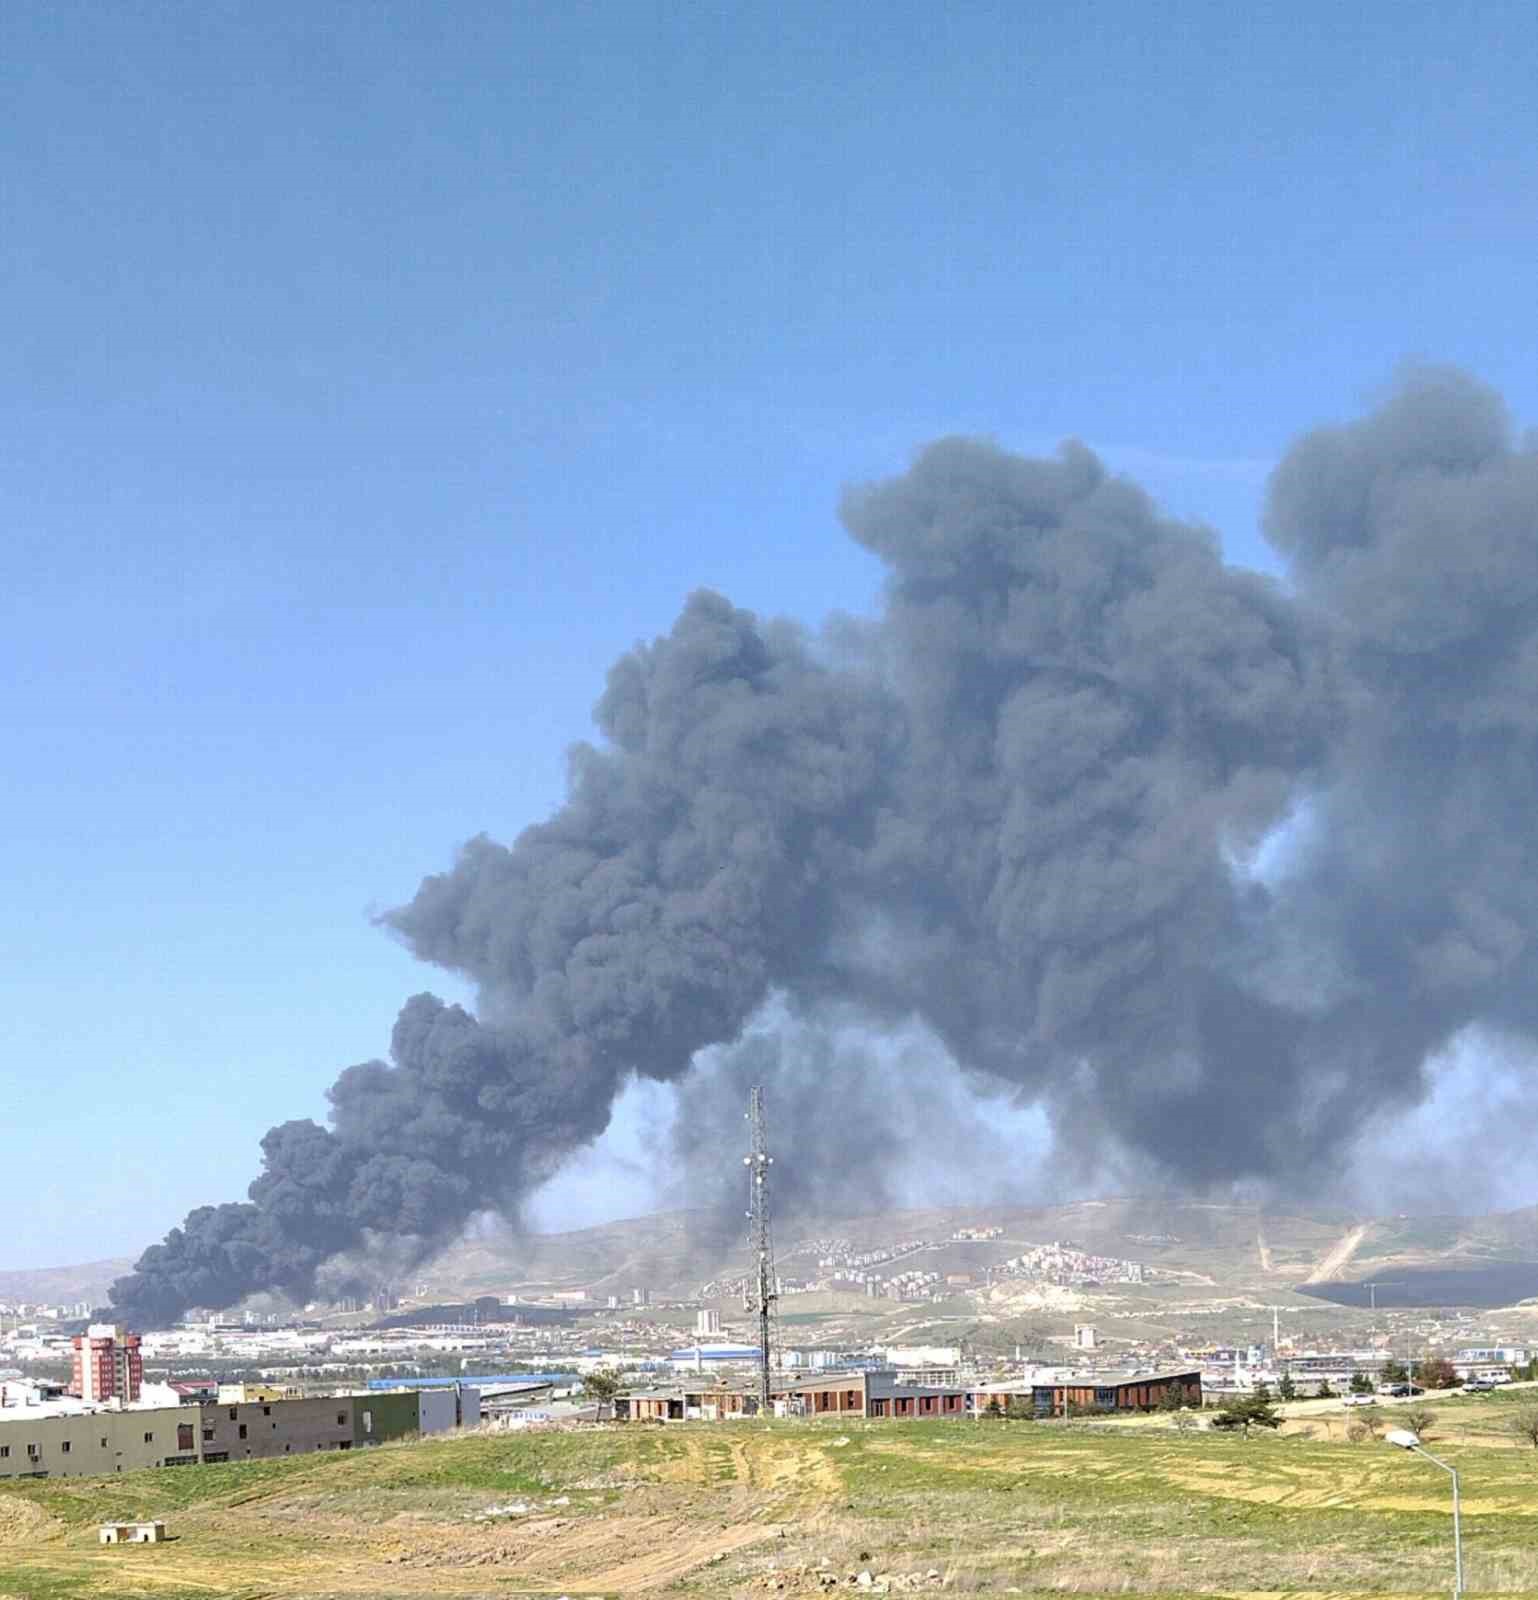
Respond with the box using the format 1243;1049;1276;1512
71;1324;143;1403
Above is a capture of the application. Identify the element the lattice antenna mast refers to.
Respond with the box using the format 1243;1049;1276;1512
744;1085;777;1414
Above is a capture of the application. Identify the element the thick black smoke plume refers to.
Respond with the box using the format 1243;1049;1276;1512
111;368;1538;1324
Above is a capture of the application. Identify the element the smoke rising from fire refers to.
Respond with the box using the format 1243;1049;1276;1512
111;368;1538;1324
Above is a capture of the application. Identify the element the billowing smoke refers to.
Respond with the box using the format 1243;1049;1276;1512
669;1018;1050;1259
111;367;1538;1323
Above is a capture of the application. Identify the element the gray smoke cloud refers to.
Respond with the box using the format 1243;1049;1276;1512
112;367;1538;1323
668;1017;1048;1261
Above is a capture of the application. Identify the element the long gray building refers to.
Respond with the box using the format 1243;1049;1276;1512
0;1387;481;1481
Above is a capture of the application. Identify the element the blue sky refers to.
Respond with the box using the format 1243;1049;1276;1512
4;0;1536;1268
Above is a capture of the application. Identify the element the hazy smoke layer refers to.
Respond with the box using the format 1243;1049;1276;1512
111;368;1538;1323
670;1020;1045;1258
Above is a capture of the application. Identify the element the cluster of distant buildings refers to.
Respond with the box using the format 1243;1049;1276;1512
987;1242;1148;1287
615;1365;1202;1423
0;1300;93;1323
695;1232;1153;1302
1202;1341;1532;1395
0;1325;483;1482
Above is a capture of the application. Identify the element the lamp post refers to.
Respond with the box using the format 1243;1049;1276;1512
1385;1428;1462;1595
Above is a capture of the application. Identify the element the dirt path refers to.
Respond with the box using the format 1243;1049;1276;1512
1256;1225;1274;1273
1305;1222;1370;1284
580;1516;784;1592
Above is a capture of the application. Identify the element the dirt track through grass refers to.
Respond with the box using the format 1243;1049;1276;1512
4;1414;1538;1596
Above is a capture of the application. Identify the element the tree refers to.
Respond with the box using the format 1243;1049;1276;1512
1005;1398;1034;1421
1349;1372;1375;1395
1210;1396;1281;1437
1507;1406;1538;1449
1381;1360;1408;1386
1420;1359;1459;1390
1158;1383;1186;1412
1277;1373;1296;1402
582;1369;623;1417
1401;1405;1436;1437
983;1396;1003;1418
1315;1379;1335;1400
1253;1381;1273;1404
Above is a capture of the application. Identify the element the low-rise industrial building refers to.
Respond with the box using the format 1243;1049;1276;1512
615;1367;1202;1425
969;1370;1201;1417
197;1395;356;1462
615;1383;760;1422
769;1370;969;1419
0;1387;481;1480
0;1405;190;1478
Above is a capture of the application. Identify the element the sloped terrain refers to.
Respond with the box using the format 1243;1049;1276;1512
5;1400;1538;1596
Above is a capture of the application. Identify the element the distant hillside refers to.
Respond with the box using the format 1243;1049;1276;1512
19;1196;1538;1316
416;1197;1371;1303
0;1257;131;1307
416;1196;1538;1307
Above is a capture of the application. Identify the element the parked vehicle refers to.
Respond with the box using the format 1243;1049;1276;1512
1382;1383;1425;1398
1464;1378;1496;1392
1341;1393;1377;1407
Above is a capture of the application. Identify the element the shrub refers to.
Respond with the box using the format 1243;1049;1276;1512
1506;1406;1538;1448
1209;1396;1281;1436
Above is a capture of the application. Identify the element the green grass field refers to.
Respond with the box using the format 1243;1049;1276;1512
3;1389;1538;1597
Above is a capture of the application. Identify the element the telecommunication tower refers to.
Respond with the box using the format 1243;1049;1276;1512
744;1085;778;1414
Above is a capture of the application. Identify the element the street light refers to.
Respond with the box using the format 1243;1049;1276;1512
1385;1428;1462;1596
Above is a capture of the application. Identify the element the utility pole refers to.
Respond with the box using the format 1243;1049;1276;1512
744;1085;778;1416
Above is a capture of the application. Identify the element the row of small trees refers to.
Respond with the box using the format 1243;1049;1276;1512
1261;1357;1464;1404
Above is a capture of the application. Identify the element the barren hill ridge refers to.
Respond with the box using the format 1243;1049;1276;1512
13;1196;1538;1313
417;1195;1538;1303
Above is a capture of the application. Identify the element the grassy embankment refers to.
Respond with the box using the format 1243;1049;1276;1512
4;1387;1538;1598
